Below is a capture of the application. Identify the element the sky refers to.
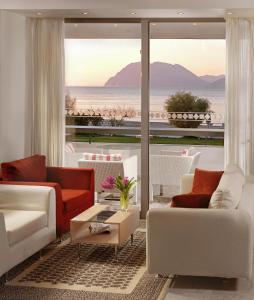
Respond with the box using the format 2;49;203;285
65;39;225;87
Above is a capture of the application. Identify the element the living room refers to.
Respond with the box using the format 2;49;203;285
1;1;254;300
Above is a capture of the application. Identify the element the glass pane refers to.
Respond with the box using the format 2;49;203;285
149;22;225;207
64;23;141;208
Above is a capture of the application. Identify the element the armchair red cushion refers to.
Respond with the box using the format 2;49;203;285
171;193;211;208
0;155;94;235
1;155;47;182
62;189;90;212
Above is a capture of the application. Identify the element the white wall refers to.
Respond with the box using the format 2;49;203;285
0;10;26;162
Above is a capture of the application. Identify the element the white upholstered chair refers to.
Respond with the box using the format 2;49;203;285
0;185;56;278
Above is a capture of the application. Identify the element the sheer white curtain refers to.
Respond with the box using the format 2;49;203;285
225;18;254;176
27;18;65;166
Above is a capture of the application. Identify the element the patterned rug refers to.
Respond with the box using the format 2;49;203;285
2;230;170;300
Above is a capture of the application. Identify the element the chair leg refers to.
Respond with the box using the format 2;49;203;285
3;272;8;284
39;249;43;260
57;234;63;244
159;184;163;196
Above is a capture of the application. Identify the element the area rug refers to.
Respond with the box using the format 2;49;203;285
3;231;170;300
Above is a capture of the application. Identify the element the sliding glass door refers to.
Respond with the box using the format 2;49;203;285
64;19;225;216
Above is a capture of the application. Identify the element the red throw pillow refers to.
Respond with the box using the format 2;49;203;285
1;155;47;182
171;193;211;208
192;168;223;194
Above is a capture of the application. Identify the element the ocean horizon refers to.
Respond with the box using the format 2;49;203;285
66;86;225;116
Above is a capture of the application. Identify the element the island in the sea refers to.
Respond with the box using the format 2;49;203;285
104;61;225;90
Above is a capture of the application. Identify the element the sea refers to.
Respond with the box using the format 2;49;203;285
66;86;225;121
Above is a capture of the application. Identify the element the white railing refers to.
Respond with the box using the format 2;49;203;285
66;109;224;125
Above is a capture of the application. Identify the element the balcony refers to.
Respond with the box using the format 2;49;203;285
65;110;224;206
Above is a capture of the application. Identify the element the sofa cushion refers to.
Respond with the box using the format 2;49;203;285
62;189;90;212
171;193;211;208
209;164;245;209
1;155;47;182
192;168;223;194
83;152;122;161
1;209;47;246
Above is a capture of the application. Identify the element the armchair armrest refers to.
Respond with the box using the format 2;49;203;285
180;174;194;194
0;185;55;212
47;167;94;191
0;182;62;234
147;208;253;278
0;211;9;274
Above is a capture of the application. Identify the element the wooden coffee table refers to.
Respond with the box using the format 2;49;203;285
70;204;140;258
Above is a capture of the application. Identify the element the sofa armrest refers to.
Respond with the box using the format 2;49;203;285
180;174;194;194
147;208;253;278
0;185;55;212
47;167;94;191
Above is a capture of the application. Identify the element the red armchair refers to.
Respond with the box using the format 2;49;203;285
0;155;94;235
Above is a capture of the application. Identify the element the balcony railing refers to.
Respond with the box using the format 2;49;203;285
66;109;224;124
66;109;224;138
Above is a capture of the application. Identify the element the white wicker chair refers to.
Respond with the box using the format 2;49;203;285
149;152;200;200
78;155;138;200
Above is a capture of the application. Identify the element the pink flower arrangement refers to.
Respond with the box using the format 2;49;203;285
101;175;136;194
101;175;116;190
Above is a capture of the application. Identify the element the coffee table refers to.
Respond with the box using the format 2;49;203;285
70;204;140;258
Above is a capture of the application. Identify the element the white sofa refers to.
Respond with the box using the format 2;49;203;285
147;174;254;279
0;185;56;278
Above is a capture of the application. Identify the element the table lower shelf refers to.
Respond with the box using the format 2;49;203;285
72;227;119;245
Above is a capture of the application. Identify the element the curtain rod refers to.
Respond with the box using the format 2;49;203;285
65;18;225;24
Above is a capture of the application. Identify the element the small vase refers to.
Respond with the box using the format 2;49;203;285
120;193;129;212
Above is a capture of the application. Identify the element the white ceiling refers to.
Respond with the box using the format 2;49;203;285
3;0;254;20
1;0;254;10
9;9;226;18
7;8;254;19
65;22;225;39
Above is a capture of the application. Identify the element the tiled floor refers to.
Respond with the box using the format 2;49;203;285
165;274;253;299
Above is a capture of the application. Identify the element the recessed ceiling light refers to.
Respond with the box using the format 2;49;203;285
74;23;78;28
81;11;88;15
177;11;184;15
36;12;42;16
192;22;197;26
130;12;136;15
114;24;118;27
227;11;233;15
151;23;157;26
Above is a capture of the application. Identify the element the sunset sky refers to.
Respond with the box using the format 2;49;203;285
65;39;225;87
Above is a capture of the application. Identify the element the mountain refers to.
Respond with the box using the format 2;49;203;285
149;62;207;89
200;74;225;83
105;62;225;89
105;62;141;88
209;77;225;89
